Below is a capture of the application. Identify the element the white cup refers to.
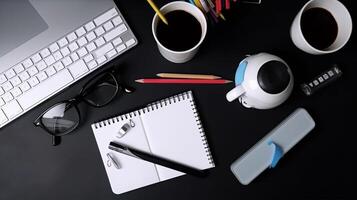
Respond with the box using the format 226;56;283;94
152;1;207;63
290;0;352;55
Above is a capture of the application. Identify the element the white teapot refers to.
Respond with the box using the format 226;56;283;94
226;53;294;109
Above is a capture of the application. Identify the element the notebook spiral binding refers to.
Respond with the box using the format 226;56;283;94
189;96;215;166
92;91;214;166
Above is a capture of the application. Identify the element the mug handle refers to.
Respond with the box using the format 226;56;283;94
226;85;245;102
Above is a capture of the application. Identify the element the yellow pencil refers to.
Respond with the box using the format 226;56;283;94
157;73;222;80
146;0;168;25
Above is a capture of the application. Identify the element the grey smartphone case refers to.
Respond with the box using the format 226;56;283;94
231;108;315;185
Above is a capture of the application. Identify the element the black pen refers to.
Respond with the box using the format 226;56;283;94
109;141;206;177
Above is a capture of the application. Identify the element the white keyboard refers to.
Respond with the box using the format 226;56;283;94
0;7;137;128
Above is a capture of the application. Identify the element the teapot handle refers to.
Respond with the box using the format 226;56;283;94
226;85;245;102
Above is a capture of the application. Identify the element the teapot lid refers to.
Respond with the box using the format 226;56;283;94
257;61;290;94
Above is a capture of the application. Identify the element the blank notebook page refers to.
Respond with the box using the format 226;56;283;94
142;92;214;181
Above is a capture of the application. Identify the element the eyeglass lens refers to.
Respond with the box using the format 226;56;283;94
41;102;79;135
81;73;119;107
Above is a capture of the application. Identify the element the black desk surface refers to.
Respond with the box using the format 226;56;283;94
1;0;356;199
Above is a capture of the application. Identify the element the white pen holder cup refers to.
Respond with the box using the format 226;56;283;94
290;0;352;55
152;1;207;63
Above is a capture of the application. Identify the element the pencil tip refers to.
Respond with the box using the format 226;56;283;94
135;79;143;83
225;80;233;83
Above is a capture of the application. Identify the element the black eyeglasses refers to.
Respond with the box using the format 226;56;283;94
34;66;134;146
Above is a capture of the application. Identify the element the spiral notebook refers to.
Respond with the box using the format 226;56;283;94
91;91;215;194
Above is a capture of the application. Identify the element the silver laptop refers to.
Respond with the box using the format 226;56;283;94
0;0;137;128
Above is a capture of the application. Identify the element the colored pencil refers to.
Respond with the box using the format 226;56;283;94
146;0;168;25
157;73;222;80
226;0;230;9
216;0;221;14
135;79;232;84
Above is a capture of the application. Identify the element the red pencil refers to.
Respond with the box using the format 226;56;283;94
216;0;221;14
226;0;230;9
135;79;232;84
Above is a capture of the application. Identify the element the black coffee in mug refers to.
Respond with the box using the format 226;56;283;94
156;10;202;51
301;7;338;50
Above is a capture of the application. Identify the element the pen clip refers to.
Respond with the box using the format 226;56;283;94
109;142;140;159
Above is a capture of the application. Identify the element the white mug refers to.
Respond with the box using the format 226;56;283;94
290;0;352;55
152;1;207;63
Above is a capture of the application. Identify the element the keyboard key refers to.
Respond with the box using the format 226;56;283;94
10;77;22;87
95;37;105;47
126;38;136;47
112;16;123;26
77;37;88;47
14;64;25;74
84;54;94;63
45;66;57;76
0;74;7;84
93;43;114;58
36;60;47;71
11;87;22;97
22;59;34;69
44;55;56;66
87;60;97;69
118;24;127;35
62;57;73;67
40;48;51;58
68;42;79;52
86;32;96;42
116;44;126;53
54;62;65;71
5;69;16;79
106;49;117;58
76;27;86;37
104;26;124;42
2;100;22;119
58;38;68;47
97;56;107;64
68;60;88;78
104;21;114;31
85;21;96;31
19;71;30;81
53;51;63;61
2;92;13;102
60;47;70;56
95;26;105;36
71;52;79;61
67;32;77;42
49;43;60;53
37;71;48;81
28;77;40;87
2;82;13;92
19;82;31;92
86;42;97;52
18;69;74;110
0;107;8;122
28;66;39;76
112;37;122;46
77;48;88;57
31;53;42;64
94;8;118;26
